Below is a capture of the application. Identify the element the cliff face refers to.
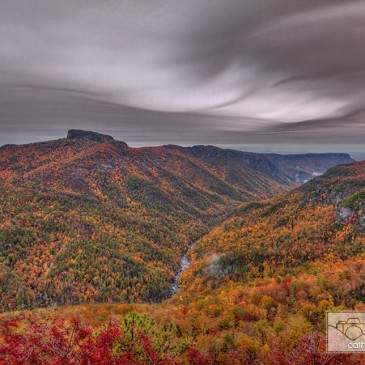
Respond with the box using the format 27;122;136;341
67;129;118;143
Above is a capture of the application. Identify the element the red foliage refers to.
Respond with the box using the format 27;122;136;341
0;314;179;365
282;276;293;294
187;347;215;365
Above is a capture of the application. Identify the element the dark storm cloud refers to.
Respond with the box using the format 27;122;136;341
0;0;364;152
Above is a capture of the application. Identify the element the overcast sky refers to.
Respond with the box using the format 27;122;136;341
0;0;364;153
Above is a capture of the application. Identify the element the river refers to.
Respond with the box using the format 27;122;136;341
171;241;197;294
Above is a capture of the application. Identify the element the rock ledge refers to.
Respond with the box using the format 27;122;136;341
67;129;115;143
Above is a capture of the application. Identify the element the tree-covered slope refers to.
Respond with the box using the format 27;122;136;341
178;159;365;302
0;133;292;310
0;133;361;363
142;160;365;363
0;131;355;311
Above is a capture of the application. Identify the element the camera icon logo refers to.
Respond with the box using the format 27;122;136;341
327;311;365;352
334;317;365;341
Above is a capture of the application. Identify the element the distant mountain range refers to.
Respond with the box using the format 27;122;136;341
0;130;354;310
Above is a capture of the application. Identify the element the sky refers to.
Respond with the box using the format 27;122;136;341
0;0;365;154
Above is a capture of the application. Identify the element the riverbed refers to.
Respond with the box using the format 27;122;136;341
171;241;196;294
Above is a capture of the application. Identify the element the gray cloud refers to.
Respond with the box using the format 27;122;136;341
0;0;364;152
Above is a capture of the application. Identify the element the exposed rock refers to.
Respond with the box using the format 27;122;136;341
67;129;115;143
329;190;344;202
359;215;365;229
337;206;355;220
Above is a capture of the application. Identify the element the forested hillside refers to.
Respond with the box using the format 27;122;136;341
155;159;365;362
0;131;361;364
0;132;354;311
0;131;293;310
183;159;365;288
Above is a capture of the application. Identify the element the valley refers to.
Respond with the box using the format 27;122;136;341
1;1;364;363
0;130;353;310
0;130;362;364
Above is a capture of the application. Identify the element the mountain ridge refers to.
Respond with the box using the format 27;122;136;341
0;131;363;363
0;131;355;310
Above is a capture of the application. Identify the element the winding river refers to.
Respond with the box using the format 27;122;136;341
171;241;197;294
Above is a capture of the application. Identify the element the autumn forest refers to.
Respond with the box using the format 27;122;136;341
0;131;363;363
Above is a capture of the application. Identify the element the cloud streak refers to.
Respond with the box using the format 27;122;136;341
0;0;364;152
